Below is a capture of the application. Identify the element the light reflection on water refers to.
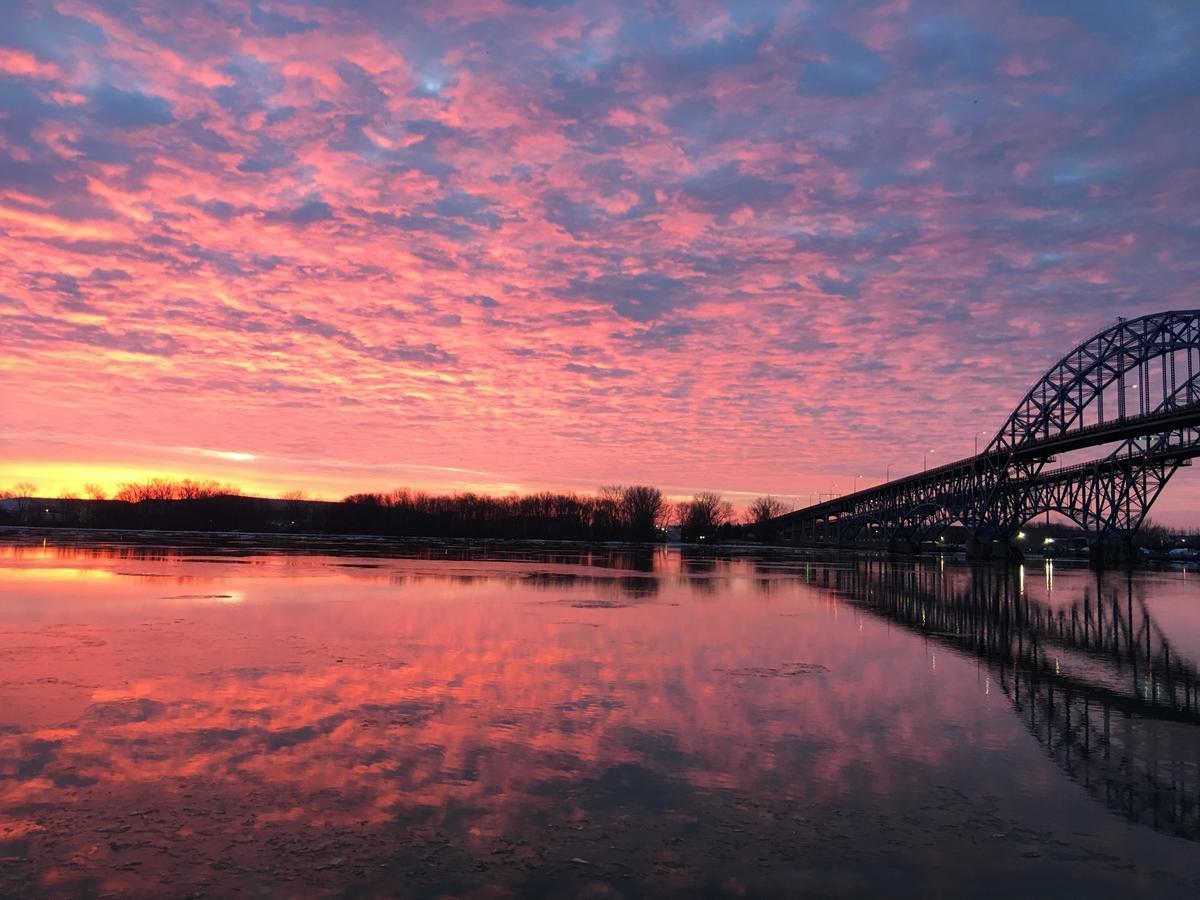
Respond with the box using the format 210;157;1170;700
0;539;1198;898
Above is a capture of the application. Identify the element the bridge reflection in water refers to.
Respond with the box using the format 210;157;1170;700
819;559;1200;841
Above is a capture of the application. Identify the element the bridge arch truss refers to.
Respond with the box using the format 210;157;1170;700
771;311;1200;554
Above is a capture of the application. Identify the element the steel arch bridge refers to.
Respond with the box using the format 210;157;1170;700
769;310;1200;558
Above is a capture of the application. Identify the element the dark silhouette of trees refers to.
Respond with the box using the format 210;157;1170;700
11;476;1200;556
749;495;789;525
594;486;624;534
678;492;735;542
114;478;176;502
114;477;238;502
622;485;667;539
9;482;38;523
177;478;238;500
322;485;672;542
279;490;311;530
0;477;748;545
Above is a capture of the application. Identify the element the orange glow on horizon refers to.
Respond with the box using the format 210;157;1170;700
0;460;556;503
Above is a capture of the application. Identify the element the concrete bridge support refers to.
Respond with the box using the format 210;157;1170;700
965;537;1024;562
1088;539;1139;568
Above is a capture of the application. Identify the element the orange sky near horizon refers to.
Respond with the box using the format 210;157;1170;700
3;1;1199;522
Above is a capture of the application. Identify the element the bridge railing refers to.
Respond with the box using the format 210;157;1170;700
775;414;1200;527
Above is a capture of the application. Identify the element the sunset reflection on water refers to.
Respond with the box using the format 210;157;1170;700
1;539;1198;898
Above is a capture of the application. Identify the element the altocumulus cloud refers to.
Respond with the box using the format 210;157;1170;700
0;0;1197;522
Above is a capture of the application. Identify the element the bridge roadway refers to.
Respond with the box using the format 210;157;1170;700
771;412;1200;546
767;311;1200;555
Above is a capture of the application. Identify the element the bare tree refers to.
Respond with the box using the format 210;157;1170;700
679;491;734;542
115;478;175;502
749;495;789;525
622;485;666;539
280;489;309;526
595;484;624;534
114;477;242;503
83;482;108;500
12;481;37;498
10;481;38;522
177;478;225;499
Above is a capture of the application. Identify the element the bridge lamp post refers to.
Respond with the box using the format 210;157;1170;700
923;449;934;472
885;463;893;483
974;431;987;455
1122;382;1139;418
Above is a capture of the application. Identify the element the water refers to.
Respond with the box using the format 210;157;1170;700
1;535;1198;898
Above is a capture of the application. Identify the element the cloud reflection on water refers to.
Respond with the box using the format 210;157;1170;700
0;543;1198;897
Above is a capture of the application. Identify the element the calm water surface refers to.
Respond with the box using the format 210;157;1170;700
1;536;1198;898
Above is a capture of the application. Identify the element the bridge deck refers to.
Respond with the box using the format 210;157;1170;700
774;406;1200;529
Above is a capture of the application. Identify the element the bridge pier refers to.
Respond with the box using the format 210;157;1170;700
1088;540;1138;568
887;537;921;555
965;537;1024;562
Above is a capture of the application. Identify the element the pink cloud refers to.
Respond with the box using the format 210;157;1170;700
0;0;1197;523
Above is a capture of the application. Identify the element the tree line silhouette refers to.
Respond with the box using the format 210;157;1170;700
0;478;795;543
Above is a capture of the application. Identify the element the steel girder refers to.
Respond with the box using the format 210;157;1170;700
1002;428;1200;541
788;435;1198;546
991;311;1200;454
976;310;1200;537
772;310;1200;547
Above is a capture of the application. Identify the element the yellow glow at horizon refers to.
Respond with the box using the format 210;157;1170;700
0;460;540;504
0;460;285;500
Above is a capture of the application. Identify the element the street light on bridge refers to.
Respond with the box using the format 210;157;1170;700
974;430;987;455
923;449;934;472
1120;381;1140;419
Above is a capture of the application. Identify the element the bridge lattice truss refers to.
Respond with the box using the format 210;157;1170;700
826;561;1200;840
772;310;1200;546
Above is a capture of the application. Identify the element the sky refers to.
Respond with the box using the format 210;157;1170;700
1;1;1198;521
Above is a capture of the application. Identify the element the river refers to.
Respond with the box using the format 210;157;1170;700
0;534;1197;897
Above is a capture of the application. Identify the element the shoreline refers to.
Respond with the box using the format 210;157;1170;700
0;524;800;561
